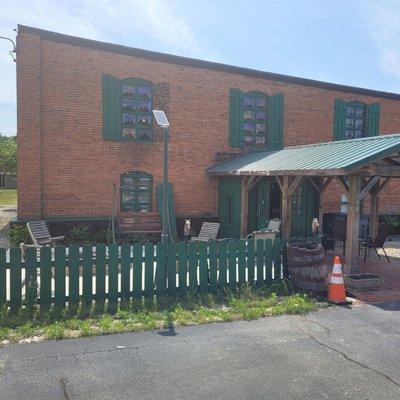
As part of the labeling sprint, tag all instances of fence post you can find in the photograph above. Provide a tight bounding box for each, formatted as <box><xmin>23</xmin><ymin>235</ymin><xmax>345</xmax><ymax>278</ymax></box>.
<box><xmin>0</xmin><ymin>248</ymin><xmax>6</xmax><ymax>306</ymax></box>
<box><xmin>208</xmin><ymin>241</ymin><xmax>218</xmax><ymax>293</ymax></box>
<box><xmin>25</xmin><ymin>247</ymin><xmax>37</xmax><ymax>308</ymax></box>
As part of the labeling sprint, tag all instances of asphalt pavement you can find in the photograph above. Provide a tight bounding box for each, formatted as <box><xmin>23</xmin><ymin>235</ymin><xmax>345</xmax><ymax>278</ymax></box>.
<box><xmin>1</xmin><ymin>301</ymin><xmax>400</xmax><ymax>399</ymax></box>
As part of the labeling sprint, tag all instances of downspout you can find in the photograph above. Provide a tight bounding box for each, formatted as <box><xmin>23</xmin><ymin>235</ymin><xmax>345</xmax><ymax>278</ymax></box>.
<box><xmin>39</xmin><ymin>36</ymin><xmax>44</xmax><ymax>219</ymax></box>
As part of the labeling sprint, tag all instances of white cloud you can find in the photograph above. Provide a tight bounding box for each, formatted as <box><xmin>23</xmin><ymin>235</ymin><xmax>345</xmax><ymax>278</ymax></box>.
<box><xmin>362</xmin><ymin>1</ymin><xmax>400</xmax><ymax>89</ymax></box>
<box><xmin>0</xmin><ymin>0</ymin><xmax>220</xmax><ymax>134</ymax></box>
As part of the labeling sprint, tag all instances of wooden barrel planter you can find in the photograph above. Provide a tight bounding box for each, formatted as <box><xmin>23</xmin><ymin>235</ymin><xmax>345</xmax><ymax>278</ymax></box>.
<box><xmin>287</xmin><ymin>240</ymin><xmax>329</xmax><ymax>293</ymax></box>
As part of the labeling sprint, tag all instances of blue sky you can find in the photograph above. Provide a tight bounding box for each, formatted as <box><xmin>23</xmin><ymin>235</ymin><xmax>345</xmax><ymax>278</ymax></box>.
<box><xmin>0</xmin><ymin>0</ymin><xmax>399</xmax><ymax>136</ymax></box>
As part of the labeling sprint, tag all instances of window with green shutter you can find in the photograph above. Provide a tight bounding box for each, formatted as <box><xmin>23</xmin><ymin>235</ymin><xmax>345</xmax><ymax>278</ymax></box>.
<box><xmin>120</xmin><ymin>171</ymin><xmax>153</xmax><ymax>212</ymax></box>
<box><xmin>102</xmin><ymin>74</ymin><xmax>153</xmax><ymax>142</ymax></box>
<box><xmin>333</xmin><ymin>99</ymin><xmax>380</xmax><ymax>140</ymax></box>
<box><xmin>229</xmin><ymin>89</ymin><xmax>284</xmax><ymax>150</ymax></box>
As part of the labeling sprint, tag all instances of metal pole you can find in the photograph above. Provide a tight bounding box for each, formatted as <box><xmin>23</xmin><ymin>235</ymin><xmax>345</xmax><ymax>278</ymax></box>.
<box><xmin>161</xmin><ymin>127</ymin><xmax>169</xmax><ymax>244</ymax></box>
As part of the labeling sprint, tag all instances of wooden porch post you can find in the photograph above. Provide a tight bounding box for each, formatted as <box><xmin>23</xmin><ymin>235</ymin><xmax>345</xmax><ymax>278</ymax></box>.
<box><xmin>370</xmin><ymin>188</ymin><xmax>379</xmax><ymax>240</ymax></box>
<box><xmin>281</xmin><ymin>176</ymin><xmax>291</xmax><ymax>240</ymax></box>
<box><xmin>345</xmin><ymin>175</ymin><xmax>361</xmax><ymax>273</ymax></box>
<box><xmin>240</xmin><ymin>177</ymin><xmax>250</xmax><ymax>238</ymax></box>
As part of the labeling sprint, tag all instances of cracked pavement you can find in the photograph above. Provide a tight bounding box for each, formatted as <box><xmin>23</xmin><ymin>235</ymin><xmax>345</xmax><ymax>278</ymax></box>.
<box><xmin>1</xmin><ymin>302</ymin><xmax>400</xmax><ymax>399</ymax></box>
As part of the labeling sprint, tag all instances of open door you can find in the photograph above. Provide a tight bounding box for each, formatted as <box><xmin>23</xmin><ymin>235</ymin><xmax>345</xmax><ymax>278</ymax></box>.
<box><xmin>218</xmin><ymin>178</ymin><xmax>242</xmax><ymax>238</ymax></box>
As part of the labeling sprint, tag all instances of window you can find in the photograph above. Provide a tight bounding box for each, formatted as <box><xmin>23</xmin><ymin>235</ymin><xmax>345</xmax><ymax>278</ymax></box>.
<box><xmin>333</xmin><ymin>99</ymin><xmax>380</xmax><ymax>141</ymax></box>
<box><xmin>121</xmin><ymin>172</ymin><xmax>152</xmax><ymax>212</ymax></box>
<box><xmin>345</xmin><ymin>102</ymin><xmax>366</xmax><ymax>139</ymax></box>
<box><xmin>102</xmin><ymin>74</ymin><xmax>153</xmax><ymax>142</ymax></box>
<box><xmin>242</xmin><ymin>93</ymin><xmax>268</xmax><ymax>148</ymax></box>
<box><xmin>229</xmin><ymin>89</ymin><xmax>284</xmax><ymax>150</ymax></box>
<box><xmin>291</xmin><ymin>187</ymin><xmax>303</xmax><ymax>216</ymax></box>
<box><xmin>121</xmin><ymin>79</ymin><xmax>153</xmax><ymax>142</ymax></box>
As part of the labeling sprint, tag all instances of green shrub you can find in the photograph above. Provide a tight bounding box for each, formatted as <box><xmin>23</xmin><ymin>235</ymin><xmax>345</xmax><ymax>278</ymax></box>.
<box><xmin>9</xmin><ymin>225</ymin><xmax>31</xmax><ymax>247</ymax></box>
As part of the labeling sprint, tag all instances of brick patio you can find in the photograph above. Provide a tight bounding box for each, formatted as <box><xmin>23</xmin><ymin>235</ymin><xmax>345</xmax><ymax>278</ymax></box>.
<box><xmin>324</xmin><ymin>251</ymin><xmax>400</xmax><ymax>303</ymax></box>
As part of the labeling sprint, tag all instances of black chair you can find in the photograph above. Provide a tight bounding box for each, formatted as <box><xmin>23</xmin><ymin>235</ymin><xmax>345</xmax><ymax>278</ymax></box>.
<box><xmin>323</xmin><ymin>219</ymin><xmax>346</xmax><ymax>254</ymax></box>
<box><xmin>358</xmin><ymin>225</ymin><xmax>390</xmax><ymax>263</ymax></box>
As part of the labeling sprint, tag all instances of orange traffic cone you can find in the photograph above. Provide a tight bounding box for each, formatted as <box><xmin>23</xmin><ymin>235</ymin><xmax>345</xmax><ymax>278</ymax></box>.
<box><xmin>328</xmin><ymin>256</ymin><xmax>348</xmax><ymax>304</ymax></box>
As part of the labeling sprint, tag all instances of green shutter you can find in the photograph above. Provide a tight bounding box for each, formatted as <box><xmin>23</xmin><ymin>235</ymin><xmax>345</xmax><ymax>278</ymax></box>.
<box><xmin>229</xmin><ymin>88</ymin><xmax>242</xmax><ymax>147</ymax></box>
<box><xmin>367</xmin><ymin>103</ymin><xmax>380</xmax><ymax>137</ymax></box>
<box><xmin>102</xmin><ymin>74</ymin><xmax>122</xmax><ymax>140</ymax></box>
<box><xmin>268</xmin><ymin>93</ymin><xmax>284</xmax><ymax>150</ymax></box>
<box><xmin>333</xmin><ymin>99</ymin><xmax>347</xmax><ymax>141</ymax></box>
<box><xmin>156</xmin><ymin>182</ymin><xmax>179</xmax><ymax>242</ymax></box>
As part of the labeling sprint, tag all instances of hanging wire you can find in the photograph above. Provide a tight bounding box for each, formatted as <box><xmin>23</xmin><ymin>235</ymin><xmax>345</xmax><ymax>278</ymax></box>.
<box><xmin>0</xmin><ymin>36</ymin><xmax>16</xmax><ymax>62</ymax></box>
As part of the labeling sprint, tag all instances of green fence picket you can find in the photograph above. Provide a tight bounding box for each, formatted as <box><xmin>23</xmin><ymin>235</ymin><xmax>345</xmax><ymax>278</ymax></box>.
<box><xmin>108</xmin><ymin>244</ymin><xmax>119</xmax><ymax>309</ymax></box>
<box><xmin>40</xmin><ymin>246</ymin><xmax>51</xmax><ymax>308</ymax></box>
<box><xmin>274</xmin><ymin>238</ymin><xmax>282</xmax><ymax>280</ymax></box>
<box><xmin>228</xmin><ymin>241</ymin><xmax>237</xmax><ymax>289</ymax></box>
<box><xmin>208</xmin><ymin>241</ymin><xmax>218</xmax><ymax>293</ymax></box>
<box><xmin>144</xmin><ymin>243</ymin><xmax>154</xmax><ymax>298</ymax></box>
<box><xmin>247</xmin><ymin>239</ymin><xmax>255</xmax><ymax>285</ymax></box>
<box><xmin>265</xmin><ymin>239</ymin><xmax>273</xmax><ymax>284</ymax></box>
<box><xmin>25</xmin><ymin>247</ymin><xmax>37</xmax><ymax>307</ymax></box>
<box><xmin>177</xmin><ymin>242</ymin><xmax>187</xmax><ymax>294</ymax></box>
<box><xmin>188</xmin><ymin>242</ymin><xmax>198</xmax><ymax>292</ymax></box>
<box><xmin>55</xmin><ymin>246</ymin><xmax>66</xmax><ymax>307</ymax></box>
<box><xmin>238</xmin><ymin>240</ymin><xmax>246</xmax><ymax>285</ymax></box>
<box><xmin>256</xmin><ymin>239</ymin><xmax>265</xmax><ymax>285</ymax></box>
<box><xmin>133</xmin><ymin>243</ymin><xmax>142</xmax><ymax>299</ymax></box>
<box><xmin>82</xmin><ymin>244</ymin><xmax>93</xmax><ymax>306</ymax></box>
<box><xmin>218</xmin><ymin>240</ymin><xmax>228</xmax><ymax>288</ymax></box>
<box><xmin>156</xmin><ymin>243</ymin><xmax>166</xmax><ymax>296</ymax></box>
<box><xmin>0</xmin><ymin>248</ymin><xmax>5</xmax><ymax>306</ymax></box>
<box><xmin>121</xmin><ymin>244</ymin><xmax>131</xmax><ymax>300</ymax></box>
<box><xmin>10</xmin><ymin>247</ymin><xmax>22</xmax><ymax>311</ymax></box>
<box><xmin>95</xmin><ymin>244</ymin><xmax>106</xmax><ymax>303</ymax></box>
<box><xmin>167</xmin><ymin>243</ymin><xmax>176</xmax><ymax>295</ymax></box>
<box><xmin>198</xmin><ymin>242</ymin><xmax>208</xmax><ymax>293</ymax></box>
<box><xmin>68</xmin><ymin>245</ymin><xmax>80</xmax><ymax>306</ymax></box>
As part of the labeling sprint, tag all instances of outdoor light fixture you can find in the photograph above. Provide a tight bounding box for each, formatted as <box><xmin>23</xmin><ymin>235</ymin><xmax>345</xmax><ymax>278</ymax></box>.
<box><xmin>152</xmin><ymin>110</ymin><xmax>170</xmax><ymax>128</ymax></box>
<box><xmin>153</xmin><ymin>109</ymin><xmax>171</xmax><ymax>244</ymax></box>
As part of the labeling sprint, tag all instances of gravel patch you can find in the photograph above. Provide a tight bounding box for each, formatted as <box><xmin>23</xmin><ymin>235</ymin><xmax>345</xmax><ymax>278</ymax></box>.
<box><xmin>0</xmin><ymin>205</ymin><xmax>16</xmax><ymax>248</ymax></box>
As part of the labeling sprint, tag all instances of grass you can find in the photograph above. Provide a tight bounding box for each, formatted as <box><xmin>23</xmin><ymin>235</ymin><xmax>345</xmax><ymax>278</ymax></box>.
<box><xmin>0</xmin><ymin>284</ymin><xmax>326</xmax><ymax>346</ymax></box>
<box><xmin>0</xmin><ymin>189</ymin><xmax>17</xmax><ymax>206</ymax></box>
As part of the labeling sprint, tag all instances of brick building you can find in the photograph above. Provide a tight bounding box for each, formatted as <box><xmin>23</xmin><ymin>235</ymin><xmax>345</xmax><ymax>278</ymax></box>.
<box><xmin>16</xmin><ymin>25</ymin><xmax>400</xmax><ymax>238</ymax></box>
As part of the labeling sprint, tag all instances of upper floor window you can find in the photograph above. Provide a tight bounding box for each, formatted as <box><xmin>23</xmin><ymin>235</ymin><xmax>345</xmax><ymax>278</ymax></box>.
<box><xmin>345</xmin><ymin>102</ymin><xmax>366</xmax><ymax>139</ymax></box>
<box><xmin>102</xmin><ymin>74</ymin><xmax>153</xmax><ymax>142</ymax></box>
<box><xmin>229</xmin><ymin>89</ymin><xmax>284</xmax><ymax>150</ymax></box>
<box><xmin>333</xmin><ymin>99</ymin><xmax>380</xmax><ymax>141</ymax></box>
<box><xmin>121</xmin><ymin>171</ymin><xmax>152</xmax><ymax>212</ymax></box>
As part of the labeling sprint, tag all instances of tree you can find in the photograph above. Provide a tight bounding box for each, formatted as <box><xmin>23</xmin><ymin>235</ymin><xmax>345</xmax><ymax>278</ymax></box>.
<box><xmin>0</xmin><ymin>135</ymin><xmax>17</xmax><ymax>174</ymax></box>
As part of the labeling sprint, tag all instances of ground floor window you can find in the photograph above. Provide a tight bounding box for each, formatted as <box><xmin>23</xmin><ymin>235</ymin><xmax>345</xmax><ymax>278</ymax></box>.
<box><xmin>120</xmin><ymin>171</ymin><xmax>152</xmax><ymax>212</ymax></box>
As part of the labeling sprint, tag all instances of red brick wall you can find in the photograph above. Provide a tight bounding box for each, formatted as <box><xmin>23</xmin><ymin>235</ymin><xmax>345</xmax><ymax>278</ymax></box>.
<box><xmin>16</xmin><ymin>30</ymin><xmax>400</xmax><ymax>220</ymax></box>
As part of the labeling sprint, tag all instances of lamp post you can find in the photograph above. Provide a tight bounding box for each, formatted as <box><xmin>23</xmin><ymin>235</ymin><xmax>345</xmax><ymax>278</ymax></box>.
<box><xmin>152</xmin><ymin>110</ymin><xmax>170</xmax><ymax>244</ymax></box>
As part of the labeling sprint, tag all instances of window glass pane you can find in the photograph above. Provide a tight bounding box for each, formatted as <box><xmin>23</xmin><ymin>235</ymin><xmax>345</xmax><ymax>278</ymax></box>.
<box><xmin>244</xmin><ymin>135</ymin><xmax>255</xmax><ymax>146</ymax></box>
<box><xmin>122</xmin><ymin>85</ymin><xmax>135</xmax><ymax>97</ymax></box>
<box><xmin>256</xmin><ymin>97</ymin><xmax>267</xmax><ymax>108</ymax></box>
<box><xmin>136</xmin><ymin>129</ymin><xmax>151</xmax><ymax>141</ymax></box>
<box><xmin>123</xmin><ymin>113</ymin><xmax>135</xmax><ymax>126</ymax></box>
<box><xmin>137</xmin><ymin>100</ymin><xmax>151</xmax><ymax>112</ymax></box>
<box><xmin>138</xmin><ymin>193</ymin><xmax>151</xmax><ymax>203</ymax></box>
<box><xmin>255</xmin><ymin>136</ymin><xmax>265</xmax><ymax>147</ymax></box>
<box><xmin>122</xmin><ymin>191</ymin><xmax>135</xmax><ymax>203</ymax></box>
<box><xmin>355</xmin><ymin>119</ymin><xmax>363</xmax><ymax>129</ymax></box>
<box><xmin>138</xmin><ymin>205</ymin><xmax>151</xmax><ymax>212</ymax></box>
<box><xmin>122</xmin><ymin>99</ymin><xmax>135</xmax><ymax>111</ymax></box>
<box><xmin>346</xmin><ymin>118</ymin><xmax>354</xmax><ymax>128</ymax></box>
<box><xmin>243</xmin><ymin>110</ymin><xmax>254</xmax><ymax>121</ymax></box>
<box><xmin>355</xmin><ymin>107</ymin><xmax>364</xmax><ymax>117</ymax></box>
<box><xmin>243</xmin><ymin>96</ymin><xmax>255</xmax><ymax>108</ymax></box>
<box><xmin>256</xmin><ymin>124</ymin><xmax>266</xmax><ymax>134</ymax></box>
<box><xmin>354</xmin><ymin>130</ymin><xmax>363</xmax><ymax>138</ymax></box>
<box><xmin>122</xmin><ymin>128</ymin><xmax>135</xmax><ymax>139</ymax></box>
<box><xmin>346</xmin><ymin>106</ymin><xmax>355</xmax><ymax>116</ymax></box>
<box><xmin>137</xmin><ymin>86</ymin><xmax>151</xmax><ymax>98</ymax></box>
<box><xmin>255</xmin><ymin>111</ymin><xmax>266</xmax><ymax>121</ymax></box>
<box><xmin>243</xmin><ymin>123</ymin><xmax>254</xmax><ymax>134</ymax></box>
<box><xmin>345</xmin><ymin>130</ymin><xmax>354</xmax><ymax>139</ymax></box>
<box><xmin>138</xmin><ymin>115</ymin><xmax>151</xmax><ymax>127</ymax></box>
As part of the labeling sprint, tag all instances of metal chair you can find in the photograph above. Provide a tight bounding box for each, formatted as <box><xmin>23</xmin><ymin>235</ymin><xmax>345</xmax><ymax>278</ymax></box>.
<box><xmin>358</xmin><ymin>225</ymin><xmax>390</xmax><ymax>263</ymax></box>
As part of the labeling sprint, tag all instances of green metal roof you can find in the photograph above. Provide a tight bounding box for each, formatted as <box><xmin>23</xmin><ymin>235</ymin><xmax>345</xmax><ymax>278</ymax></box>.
<box><xmin>206</xmin><ymin>134</ymin><xmax>400</xmax><ymax>176</ymax></box>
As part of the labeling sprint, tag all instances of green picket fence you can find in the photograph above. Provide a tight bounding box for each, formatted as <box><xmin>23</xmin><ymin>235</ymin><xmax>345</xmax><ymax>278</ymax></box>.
<box><xmin>0</xmin><ymin>238</ymin><xmax>282</xmax><ymax>311</ymax></box>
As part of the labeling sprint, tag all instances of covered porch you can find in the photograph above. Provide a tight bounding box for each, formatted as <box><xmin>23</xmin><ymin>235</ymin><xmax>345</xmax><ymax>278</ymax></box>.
<box><xmin>207</xmin><ymin>134</ymin><xmax>400</xmax><ymax>274</ymax></box>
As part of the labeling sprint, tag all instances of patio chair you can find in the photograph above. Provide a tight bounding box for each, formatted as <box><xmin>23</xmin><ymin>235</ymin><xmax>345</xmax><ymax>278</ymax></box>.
<box><xmin>20</xmin><ymin>221</ymin><xmax>65</xmax><ymax>256</ymax></box>
<box><xmin>323</xmin><ymin>219</ymin><xmax>346</xmax><ymax>254</ymax></box>
<box><xmin>190</xmin><ymin>222</ymin><xmax>220</xmax><ymax>242</ymax></box>
<box><xmin>358</xmin><ymin>225</ymin><xmax>390</xmax><ymax>263</ymax></box>
<box><xmin>266</xmin><ymin>218</ymin><xmax>281</xmax><ymax>233</ymax></box>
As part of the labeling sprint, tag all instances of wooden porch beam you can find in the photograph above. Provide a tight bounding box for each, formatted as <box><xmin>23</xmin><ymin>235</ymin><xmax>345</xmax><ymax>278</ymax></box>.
<box><xmin>374</xmin><ymin>177</ymin><xmax>392</xmax><ymax>196</ymax></box>
<box><xmin>281</xmin><ymin>176</ymin><xmax>292</xmax><ymax>240</ymax></box>
<box><xmin>320</xmin><ymin>177</ymin><xmax>333</xmax><ymax>193</ymax></box>
<box><xmin>288</xmin><ymin>175</ymin><xmax>304</xmax><ymax>196</ymax></box>
<box><xmin>307</xmin><ymin>177</ymin><xmax>321</xmax><ymax>192</ymax></box>
<box><xmin>240</xmin><ymin>177</ymin><xmax>250</xmax><ymax>238</ymax></box>
<box><xmin>364</xmin><ymin>165</ymin><xmax>400</xmax><ymax>177</ymax></box>
<box><xmin>359</xmin><ymin>176</ymin><xmax>381</xmax><ymax>201</ymax></box>
<box><xmin>335</xmin><ymin>176</ymin><xmax>349</xmax><ymax>196</ymax></box>
<box><xmin>275</xmin><ymin>176</ymin><xmax>283</xmax><ymax>192</ymax></box>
